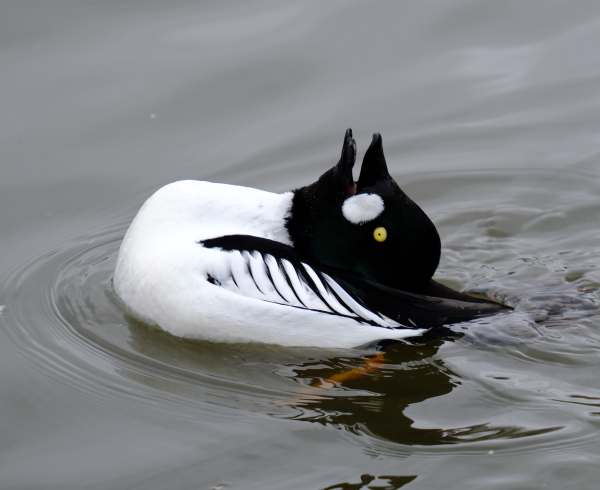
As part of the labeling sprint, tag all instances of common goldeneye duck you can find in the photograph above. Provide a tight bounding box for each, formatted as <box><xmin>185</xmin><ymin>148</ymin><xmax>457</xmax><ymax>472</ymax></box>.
<box><xmin>114</xmin><ymin>129</ymin><xmax>507</xmax><ymax>348</ymax></box>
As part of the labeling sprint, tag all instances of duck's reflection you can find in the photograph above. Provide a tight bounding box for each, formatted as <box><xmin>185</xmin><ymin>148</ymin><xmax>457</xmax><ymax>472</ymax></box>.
<box><xmin>123</xmin><ymin>319</ymin><xmax>557</xmax><ymax>447</ymax></box>
<box><xmin>284</xmin><ymin>330</ymin><xmax>559</xmax><ymax>447</ymax></box>
<box><xmin>123</xmin><ymin>315</ymin><xmax>461</xmax><ymax>445</ymax></box>
<box><xmin>323</xmin><ymin>473</ymin><xmax>417</xmax><ymax>490</ymax></box>
<box><xmin>285</xmin><ymin>332</ymin><xmax>462</xmax><ymax>446</ymax></box>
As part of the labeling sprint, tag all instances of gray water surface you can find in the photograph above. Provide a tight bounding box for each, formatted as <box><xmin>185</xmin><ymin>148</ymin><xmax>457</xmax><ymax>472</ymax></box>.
<box><xmin>1</xmin><ymin>2</ymin><xmax>600</xmax><ymax>489</ymax></box>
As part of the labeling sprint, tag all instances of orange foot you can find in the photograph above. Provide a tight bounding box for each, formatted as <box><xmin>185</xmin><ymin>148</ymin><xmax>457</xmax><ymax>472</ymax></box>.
<box><xmin>313</xmin><ymin>352</ymin><xmax>386</xmax><ymax>388</ymax></box>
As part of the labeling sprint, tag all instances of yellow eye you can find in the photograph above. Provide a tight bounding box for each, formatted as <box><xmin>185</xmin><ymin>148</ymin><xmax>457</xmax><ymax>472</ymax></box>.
<box><xmin>373</xmin><ymin>226</ymin><xmax>387</xmax><ymax>242</ymax></box>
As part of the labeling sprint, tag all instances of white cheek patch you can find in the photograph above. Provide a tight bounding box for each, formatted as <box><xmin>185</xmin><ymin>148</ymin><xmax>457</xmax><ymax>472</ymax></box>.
<box><xmin>341</xmin><ymin>193</ymin><xmax>385</xmax><ymax>225</ymax></box>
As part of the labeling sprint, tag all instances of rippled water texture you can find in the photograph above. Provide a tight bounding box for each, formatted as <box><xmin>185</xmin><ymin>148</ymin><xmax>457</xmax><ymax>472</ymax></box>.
<box><xmin>2</xmin><ymin>2</ymin><xmax>600</xmax><ymax>489</ymax></box>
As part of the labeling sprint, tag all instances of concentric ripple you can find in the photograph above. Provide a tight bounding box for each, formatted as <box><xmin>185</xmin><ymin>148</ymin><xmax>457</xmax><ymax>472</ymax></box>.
<box><xmin>0</xmin><ymin>221</ymin><xmax>316</xmax><ymax>422</ymax></box>
<box><xmin>1</xmin><ymin>170</ymin><xmax>599</xmax><ymax>455</ymax></box>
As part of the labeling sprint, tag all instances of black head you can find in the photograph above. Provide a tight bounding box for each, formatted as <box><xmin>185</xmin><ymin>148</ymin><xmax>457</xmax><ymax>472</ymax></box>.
<box><xmin>287</xmin><ymin>129</ymin><xmax>441</xmax><ymax>291</ymax></box>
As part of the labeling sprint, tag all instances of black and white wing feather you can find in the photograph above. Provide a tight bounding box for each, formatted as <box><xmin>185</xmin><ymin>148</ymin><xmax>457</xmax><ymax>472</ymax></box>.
<box><xmin>202</xmin><ymin>235</ymin><xmax>508</xmax><ymax>331</ymax></box>
<box><xmin>207</xmin><ymin>246</ymin><xmax>399</xmax><ymax>328</ymax></box>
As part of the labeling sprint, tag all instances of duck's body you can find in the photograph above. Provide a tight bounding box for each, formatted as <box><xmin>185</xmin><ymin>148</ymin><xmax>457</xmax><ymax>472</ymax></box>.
<box><xmin>114</xmin><ymin>180</ymin><xmax>425</xmax><ymax>347</ymax></box>
<box><xmin>114</xmin><ymin>130</ymin><xmax>507</xmax><ymax>348</ymax></box>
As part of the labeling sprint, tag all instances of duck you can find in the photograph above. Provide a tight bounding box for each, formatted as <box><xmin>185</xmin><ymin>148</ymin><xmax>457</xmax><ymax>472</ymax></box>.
<box><xmin>113</xmin><ymin>129</ymin><xmax>507</xmax><ymax>348</ymax></box>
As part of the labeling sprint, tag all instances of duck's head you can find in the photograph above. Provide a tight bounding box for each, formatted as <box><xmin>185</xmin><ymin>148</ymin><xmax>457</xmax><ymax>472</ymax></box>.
<box><xmin>287</xmin><ymin>129</ymin><xmax>441</xmax><ymax>291</ymax></box>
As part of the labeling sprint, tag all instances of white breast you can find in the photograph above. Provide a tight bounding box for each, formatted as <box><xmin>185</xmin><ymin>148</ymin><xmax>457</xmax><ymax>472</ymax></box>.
<box><xmin>114</xmin><ymin>180</ymin><xmax>422</xmax><ymax>348</ymax></box>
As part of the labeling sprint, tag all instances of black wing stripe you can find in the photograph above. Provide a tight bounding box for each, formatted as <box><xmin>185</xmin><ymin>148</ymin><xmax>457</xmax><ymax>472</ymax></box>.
<box><xmin>314</xmin><ymin>267</ymin><xmax>358</xmax><ymax>317</ymax></box>
<box><xmin>280</xmin><ymin>258</ymin><xmax>329</xmax><ymax>311</ymax></box>
<box><xmin>301</xmin><ymin>263</ymin><xmax>355</xmax><ymax>317</ymax></box>
<box><xmin>320</xmin><ymin>273</ymin><xmax>356</xmax><ymax>316</ymax></box>
<box><xmin>276</xmin><ymin>258</ymin><xmax>307</xmax><ymax>307</ymax></box>
<box><xmin>322</xmin><ymin>273</ymin><xmax>396</xmax><ymax>328</ymax></box>
<box><xmin>260</xmin><ymin>253</ymin><xmax>288</xmax><ymax>303</ymax></box>
<box><xmin>230</xmin><ymin>267</ymin><xmax>239</xmax><ymax>289</ymax></box>
<box><xmin>242</xmin><ymin>251</ymin><xmax>265</xmax><ymax>295</ymax></box>
<box><xmin>260</xmin><ymin>297</ymin><xmax>371</xmax><ymax>321</ymax></box>
<box><xmin>264</xmin><ymin>254</ymin><xmax>301</xmax><ymax>305</ymax></box>
<box><xmin>229</xmin><ymin>251</ymin><xmax>262</xmax><ymax>298</ymax></box>
<box><xmin>279</xmin><ymin>258</ymin><xmax>309</xmax><ymax>308</ymax></box>
<box><xmin>296</xmin><ymin>263</ymin><xmax>336</xmax><ymax>316</ymax></box>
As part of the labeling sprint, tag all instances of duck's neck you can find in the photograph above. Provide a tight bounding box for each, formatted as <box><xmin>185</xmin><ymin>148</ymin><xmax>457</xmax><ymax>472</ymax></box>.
<box><xmin>285</xmin><ymin>186</ymin><xmax>317</xmax><ymax>258</ymax></box>
<box><xmin>285</xmin><ymin>184</ymin><xmax>350</xmax><ymax>267</ymax></box>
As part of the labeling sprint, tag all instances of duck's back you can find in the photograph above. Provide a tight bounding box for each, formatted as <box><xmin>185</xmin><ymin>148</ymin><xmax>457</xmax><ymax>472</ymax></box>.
<box><xmin>121</xmin><ymin>180</ymin><xmax>293</xmax><ymax>245</ymax></box>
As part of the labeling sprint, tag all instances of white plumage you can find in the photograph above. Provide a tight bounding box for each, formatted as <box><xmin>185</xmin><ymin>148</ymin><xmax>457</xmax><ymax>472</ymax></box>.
<box><xmin>114</xmin><ymin>180</ymin><xmax>423</xmax><ymax>347</ymax></box>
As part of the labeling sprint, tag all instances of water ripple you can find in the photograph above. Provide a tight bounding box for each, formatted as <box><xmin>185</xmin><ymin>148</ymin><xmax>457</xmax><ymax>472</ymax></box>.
<box><xmin>1</xmin><ymin>170</ymin><xmax>599</xmax><ymax>458</ymax></box>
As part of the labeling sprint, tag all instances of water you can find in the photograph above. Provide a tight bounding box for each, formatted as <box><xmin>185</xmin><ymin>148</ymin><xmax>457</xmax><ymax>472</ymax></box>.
<box><xmin>1</xmin><ymin>1</ymin><xmax>600</xmax><ymax>489</ymax></box>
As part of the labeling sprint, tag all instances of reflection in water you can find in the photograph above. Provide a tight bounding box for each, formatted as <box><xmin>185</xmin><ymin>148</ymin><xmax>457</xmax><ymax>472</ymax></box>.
<box><xmin>120</xmin><ymin>310</ymin><xmax>557</xmax><ymax>449</ymax></box>
<box><xmin>284</xmin><ymin>334</ymin><xmax>556</xmax><ymax>447</ymax></box>
<box><xmin>323</xmin><ymin>473</ymin><xmax>417</xmax><ymax>490</ymax></box>
<box><xmin>288</xmin><ymin>336</ymin><xmax>457</xmax><ymax>445</ymax></box>
<box><xmin>123</xmin><ymin>317</ymin><xmax>462</xmax><ymax>443</ymax></box>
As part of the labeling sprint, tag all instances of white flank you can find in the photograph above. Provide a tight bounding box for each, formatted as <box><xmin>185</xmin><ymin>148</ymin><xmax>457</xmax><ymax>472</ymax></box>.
<box><xmin>341</xmin><ymin>193</ymin><xmax>385</xmax><ymax>224</ymax></box>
